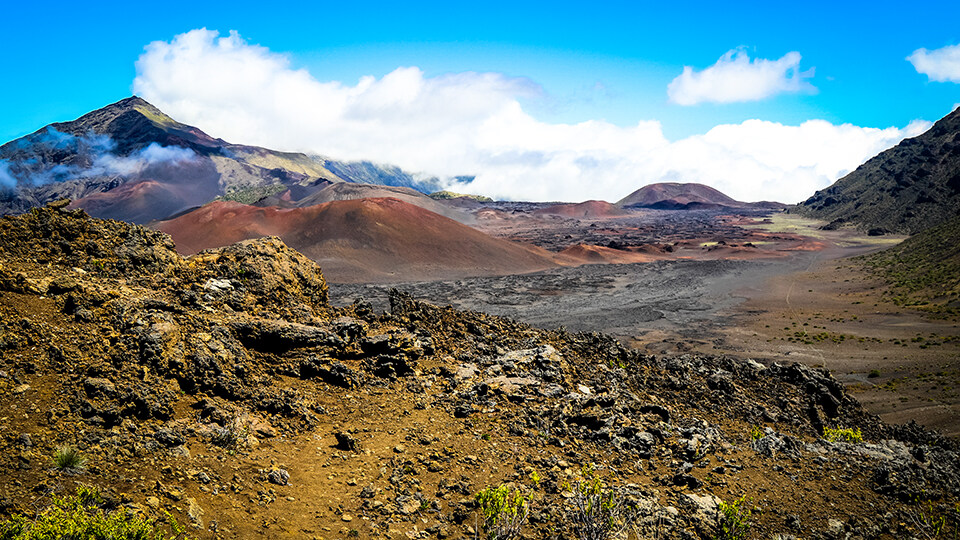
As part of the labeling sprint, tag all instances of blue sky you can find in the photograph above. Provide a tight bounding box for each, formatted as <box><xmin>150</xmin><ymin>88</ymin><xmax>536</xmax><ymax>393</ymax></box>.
<box><xmin>2</xmin><ymin>1</ymin><xmax>958</xmax><ymax>202</ymax></box>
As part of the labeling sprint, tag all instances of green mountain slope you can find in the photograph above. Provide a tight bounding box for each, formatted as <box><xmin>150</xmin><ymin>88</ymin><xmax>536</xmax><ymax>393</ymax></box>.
<box><xmin>861</xmin><ymin>214</ymin><xmax>960</xmax><ymax>315</ymax></box>
<box><xmin>796</xmin><ymin>107</ymin><xmax>960</xmax><ymax>234</ymax></box>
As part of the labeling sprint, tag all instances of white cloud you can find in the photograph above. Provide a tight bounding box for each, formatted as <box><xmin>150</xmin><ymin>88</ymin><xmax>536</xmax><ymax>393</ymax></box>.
<box><xmin>91</xmin><ymin>142</ymin><xmax>197</xmax><ymax>176</ymax></box>
<box><xmin>908</xmin><ymin>44</ymin><xmax>960</xmax><ymax>83</ymax></box>
<box><xmin>134</xmin><ymin>29</ymin><xmax>927</xmax><ymax>204</ymax></box>
<box><xmin>0</xmin><ymin>160</ymin><xmax>15</xmax><ymax>189</ymax></box>
<box><xmin>667</xmin><ymin>49</ymin><xmax>815</xmax><ymax>105</ymax></box>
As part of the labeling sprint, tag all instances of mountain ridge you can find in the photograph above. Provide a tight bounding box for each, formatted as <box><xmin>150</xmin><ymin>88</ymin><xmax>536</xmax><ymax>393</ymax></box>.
<box><xmin>796</xmin><ymin>107</ymin><xmax>960</xmax><ymax>234</ymax></box>
<box><xmin>0</xmin><ymin>97</ymin><xmax>446</xmax><ymax>222</ymax></box>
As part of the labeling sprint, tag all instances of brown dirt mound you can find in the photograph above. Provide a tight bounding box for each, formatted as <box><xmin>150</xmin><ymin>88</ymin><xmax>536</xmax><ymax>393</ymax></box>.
<box><xmin>155</xmin><ymin>198</ymin><xmax>558</xmax><ymax>283</ymax></box>
<box><xmin>617</xmin><ymin>182</ymin><xmax>742</xmax><ymax>209</ymax></box>
<box><xmin>558</xmin><ymin>244</ymin><xmax>667</xmax><ymax>264</ymax></box>
<box><xmin>260</xmin><ymin>182</ymin><xmax>472</xmax><ymax>223</ymax></box>
<box><xmin>533</xmin><ymin>200</ymin><xmax>629</xmax><ymax>218</ymax></box>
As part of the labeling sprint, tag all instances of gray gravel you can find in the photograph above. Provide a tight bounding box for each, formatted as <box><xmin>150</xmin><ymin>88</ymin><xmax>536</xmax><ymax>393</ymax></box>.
<box><xmin>329</xmin><ymin>255</ymin><xmax>816</xmax><ymax>340</ymax></box>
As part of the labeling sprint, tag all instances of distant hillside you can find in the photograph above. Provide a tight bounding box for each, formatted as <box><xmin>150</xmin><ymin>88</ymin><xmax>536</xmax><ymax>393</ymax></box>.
<box><xmin>533</xmin><ymin>200</ymin><xmax>629</xmax><ymax>218</ymax></box>
<box><xmin>154</xmin><ymin>197</ymin><xmax>557</xmax><ymax>283</ymax></box>
<box><xmin>862</xmin><ymin>214</ymin><xmax>960</xmax><ymax>315</ymax></box>
<box><xmin>254</xmin><ymin>181</ymin><xmax>472</xmax><ymax>223</ymax></box>
<box><xmin>428</xmin><ymin>190</ymin><xmax>492</xmax><ymax>203</ymax></box>
<box><xmin>796</xmin><ymin>107</ymin><xmax>960</xmax><ymax>234</ymax></box>
<box><xmin>616</xmin><ymin>182</ymin><xmax>778</xmax><ymax>210</ymax></box>
<box><xmin>0</xmin><ymin>97</ymin><xmax>444</xmax><ymax>222</ymax></box>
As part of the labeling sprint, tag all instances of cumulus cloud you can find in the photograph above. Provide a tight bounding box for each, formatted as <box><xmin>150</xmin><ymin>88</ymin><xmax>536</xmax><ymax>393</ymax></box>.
<box><xmin>909</xmin><ymin>44</ymin><xmax>960</xmax><ymax>83</ymax></box>
<box><xmin>667</xmin><ymin>49</ymin><xmax>815</xmax><ymax>106</ymax></box>
<box><xmin>133</xmin><ymin>29</ymin><xmax>925</xmax><ymax>204</ymax></box>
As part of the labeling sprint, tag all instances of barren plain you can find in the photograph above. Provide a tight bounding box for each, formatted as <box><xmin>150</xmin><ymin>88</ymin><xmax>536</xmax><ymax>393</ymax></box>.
<box><xmin>331</xmin><ymin>210</ymin><xmax>960</xmax><ymax>437</ymax></box>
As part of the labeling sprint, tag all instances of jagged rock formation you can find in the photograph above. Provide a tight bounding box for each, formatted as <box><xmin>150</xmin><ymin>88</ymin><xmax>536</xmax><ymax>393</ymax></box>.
<box><xmin>0</xmin><ymin>204</ymin><xmax>958</xmax><ymax>538</ymax></box>
<box><xmin>797</xmin><ymin>107</ymin><xmax>960</xmax><ymax>234</ymax></box>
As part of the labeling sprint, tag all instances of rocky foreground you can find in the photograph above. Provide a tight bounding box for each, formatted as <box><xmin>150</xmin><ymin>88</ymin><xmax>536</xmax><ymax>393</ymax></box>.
<box><xmin>0</xmin><ymin>203</ymin><xmax>958</xmax><ymax>539</ymax></box>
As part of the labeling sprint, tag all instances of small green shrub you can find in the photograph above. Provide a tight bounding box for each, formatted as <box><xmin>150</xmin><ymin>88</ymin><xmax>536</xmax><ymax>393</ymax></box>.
<box><xmin>906</xmin><ymin>497</ymin><xmax>960</xmax><ymax>539</ymax></box>
<box><xmin>823</xmin><ymin>426</ymin><xmax>863</xmax><ymax>443</ymax></box>
<box><xmin>475</xmin><ymin>485</ymin><xmax>528</xmax><ymax>540</ymax></box>
<box><xmin>750</xmin><ymin>425</ymin><xmax>763</xmax><ymax>441</ymax></box>
<box><xmin>715</xmin><ymin>496</ymin><xmax>752</xmax><ymax>540</ymax></box>
<box><xmin>0</xmin><ymin>486</ymin><xmax>189</xmax><ymax>539</ymax></box>
<box><xmin>528</xmin><ymin>470</ymin><xmax>541</xmax><ymax>489</ymax></box>
<box><xmin>567</xmin><ymin>468</ymin><xmax>635</xmax><ymax>540</ymax></box>
<box><xmin>51</xmin><ymin>445</ymin><xmax>88</xmax><ymax>472</ymax></box>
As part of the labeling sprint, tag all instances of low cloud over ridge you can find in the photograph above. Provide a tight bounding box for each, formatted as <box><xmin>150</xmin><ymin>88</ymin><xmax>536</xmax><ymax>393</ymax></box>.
<box><xmin>134</xmin><ymin>29</ymin><xmax>928</xmax><ymax>204</ymax></box>
<box><xmin>2</xmin><ymin>127</ymin><xmax>197</xmax><ymax>187</ymax></box>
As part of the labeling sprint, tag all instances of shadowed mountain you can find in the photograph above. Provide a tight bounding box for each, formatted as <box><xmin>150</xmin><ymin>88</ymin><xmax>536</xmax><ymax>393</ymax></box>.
<box><xmin>532</xmin><ymin>200</ymin><xmax>629</xmax><ymax>218</ymax></box>
<box><xmin>0</xmin><ymin>97</ymin><xmax>443</xmax><ymax>222</ymax></box>
<box><xmin>153</xmin><ymin>197</ymin><xmax>557</xmax><ymax>283</ymax></box>
<box><xmin>254</xmin><ymin>181</ymin><xmax>473</xmax><ymax>223</ymax></box>
<box><xmin>616</xmin><ymin>182</ymin><xmax>779</xmax><ymax>210</ymax></box>
<box><xmin>797</xmin><ymin>108</ymin><xmax>960</xmax><ymax>234</ymax></box>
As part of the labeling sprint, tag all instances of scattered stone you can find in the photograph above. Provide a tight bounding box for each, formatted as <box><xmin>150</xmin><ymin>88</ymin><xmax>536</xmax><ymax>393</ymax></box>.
<box><xmin>335</xmin><ymin>432</ymin><xmax>359</xmax><ymax>452</ymax></box>
<box><xmin>267</xmin><ymin>469</ymin><xmax>290</xmax><ymax>486</ymax></box>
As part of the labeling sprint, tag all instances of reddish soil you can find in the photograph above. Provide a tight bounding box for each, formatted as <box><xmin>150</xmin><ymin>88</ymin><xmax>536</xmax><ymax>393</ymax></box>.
<box><xmin>67</xmin><ymin>159</ymin><xmax>223</xmax><ymax>224</ymax></box>
<box><xmin>616</xmin><ymin>182</ymin><xmax>741</xmax><ymax>208</ymax></box>
<box><xmin>264</xmin><ymin>182</ymin><xmax>472</xmax><ymax>224</ymax></box>
<box><xmin>154</xmin><ymin>198</ymin><xmax>558</xmax><ymax>283</ymax></box>
<box><xmin>557</xmin><ymin>244</ymin><xmax>669</xmax><ymax>265</ymax></box>
<box><xmin>532</xmin><ymin>200</ymin><xmax>628</xmax><ymax>218</ymax></box>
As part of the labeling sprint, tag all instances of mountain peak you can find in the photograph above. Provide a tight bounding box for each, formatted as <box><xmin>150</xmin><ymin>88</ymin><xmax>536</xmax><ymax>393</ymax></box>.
<box><xmin>47</xmin><ymin>96</ymin><xmax>178</xmax><ymax>138</ymax></box>
<box><xmin>37</xmin><ymin>96</ymin><xmax>225</xmax><ymax>156</ymax></box>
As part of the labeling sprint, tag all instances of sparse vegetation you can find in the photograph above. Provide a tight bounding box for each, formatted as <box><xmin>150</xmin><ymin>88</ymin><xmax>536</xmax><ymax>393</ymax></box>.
<box><xmin>51</xmin><ymin>445</ymin><xmax>88</xmax><ymax>473</ymax></box>
<box><xmin>217</xmin><ymin>183</ymin><xmax>287</xmax><ymax>205</ymax></box>
<box><xmin>823</xmin><ymin>426</ymin><xmax>863</xmax><ymax>443</ymax></box>
<box><xmin>475</xmin><ymin>485</ymin><xmax>528</xmax><ymax>540</ymax></box>
<box><xmin>566</xmin><ymin>466</ymin><xmax>636</xmax><ymax>540</ymax></box>
<box><xmin>0</xmin><ymin>486</ymin><xmax>189</xmax><ymax>539</ymax></box>
<box><xmin>715</xmin><ymin>496</ymin><xmax>752</xmax><ymax>540</ymax></box>
<box><xmin>428</xmin><ymin>190</ymin><xmax>493</xmax><ymax>202</ymax></box>
<box><xmin>528</xmin><ymin>469</ymin><xmax>541</xmax><ymax>489</ymax></box>
<box><xmin>860</xmin><ymin>214</ymin><xmax>960</xmax><ymax>316</ymax></box>
<box><xmin>905</xmin><ymin>497</ymin><xmax>960</xmax><ymax>539</ymax></box>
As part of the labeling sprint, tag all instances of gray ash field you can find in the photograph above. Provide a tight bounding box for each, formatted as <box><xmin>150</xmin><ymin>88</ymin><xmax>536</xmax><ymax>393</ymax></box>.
<box><xmin>330</xmin><ymin>256</ymin><xmax>803</xmax><ymax>344</ymax></box>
